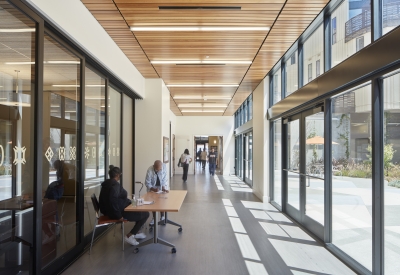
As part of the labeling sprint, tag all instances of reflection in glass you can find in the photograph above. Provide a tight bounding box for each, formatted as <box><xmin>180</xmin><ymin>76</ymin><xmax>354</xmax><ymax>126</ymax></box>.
<box><xmin>108</xmin><ymin>86</ymin><xmax>121</xmax><ymax>168</ymax></box>
<box><xmin>0</xmin><ymin>2</ymin><xmax>35</xmax><ymax>273</ymax></box>
<box><xmin>331</xmin><ymin>0</ymin><xmax>371</xmax><ymax>68</ymax></box>
<box><xmin>331</xmin><ymin>83</ymin><xmax>372</xmax><ymax>271</ymax></box>
<box><xmin>305</xmin><ymin>112</ymin><xmax>324</xmax><ymax>225</ymax></box>
<box><xmin>84</xmin><ymin>68</ymin><xmax>105</xmax><ymax>236</ymax></box>
<box><xmin>273</xmin><ymin>68</ymin><xmax>281</xmax><ymax>104</ymax></box>
<box><xmin>303</xmin><ymin>25</ymin><xmax>323</xmax><ymax>85</ymax></box>
<box><xmin>383</xmin><ymin>71</ymin><xmax>400</xmax><ymax>274</ymax></box>
<box><xmin>383</xmin><ymin>0</ymin><xmax>400</xmax><ymax>35</ymax></box>
<box><xmin>42</xmin><ymin>33</ymin><xmax>80</xmax><ymax>267</ymax></box>
<box><xmin>285</xmin><ymin>51</ymin><xmax>298</xmax><ymax>97</ymax></box>
<box><xmin>288</xmin><ymin>119</ymin><xmax>300</xmax><ymax>210</ymax></box>
<box><xmin>273</xmin><ymin>119</ymin><xmax>282</xmax><ymax>205</ymax></box>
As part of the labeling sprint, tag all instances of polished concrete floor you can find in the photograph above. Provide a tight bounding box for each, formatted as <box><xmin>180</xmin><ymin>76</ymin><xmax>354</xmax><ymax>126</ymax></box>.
<box><xmin>62</xmin><ymin>171</ymin><xmax>356</xmax><ymax>275</ymax></box>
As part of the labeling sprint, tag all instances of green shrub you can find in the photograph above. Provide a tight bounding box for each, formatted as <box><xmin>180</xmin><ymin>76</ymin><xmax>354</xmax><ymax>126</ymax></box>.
<box><xmin>388</xmin><ymin>179</ymin><xmax>400</xmax><ymax>188</ymax></box>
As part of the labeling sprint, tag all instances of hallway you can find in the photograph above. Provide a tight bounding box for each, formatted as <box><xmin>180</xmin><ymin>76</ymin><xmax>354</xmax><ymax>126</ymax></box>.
<box><xmin>62</xmin><ymin>174</ymin><xmax>355</xmax><ymax>275</ymax></box>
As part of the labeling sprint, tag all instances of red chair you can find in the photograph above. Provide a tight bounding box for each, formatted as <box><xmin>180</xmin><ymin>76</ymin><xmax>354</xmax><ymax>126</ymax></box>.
<box><xmin>89</xmin><ymin>194</ymin><xmax>126</xmax><ymax>254</ymax></box>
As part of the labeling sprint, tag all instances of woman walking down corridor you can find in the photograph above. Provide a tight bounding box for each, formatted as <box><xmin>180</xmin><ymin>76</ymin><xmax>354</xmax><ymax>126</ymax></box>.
<box><xmin>180</xmin><ymin>149</ymin><xmax>192</xmax><ymax>182</ymax></box>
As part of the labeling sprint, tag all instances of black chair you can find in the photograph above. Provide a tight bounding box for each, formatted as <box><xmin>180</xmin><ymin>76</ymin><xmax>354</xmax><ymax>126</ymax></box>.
<box><xmin>89</xmin><ymin>194</ymin><xmax>126</xmax><ymax>254</ymax></box>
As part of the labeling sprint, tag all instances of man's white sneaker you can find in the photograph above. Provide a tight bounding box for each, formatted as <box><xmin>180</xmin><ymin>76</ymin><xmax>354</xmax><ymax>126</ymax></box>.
<box><xmin>134</xmin><ymin>232</ymin><xmax>146</xmax><ymax>239</ymax></box>
<box><xmin>124</xmin><ymin>235</ymin><xmax>139</xmax><ymax>246</ymax></box>
<box><xmin>160</xmin><ymin>216</ymin><xmax>165</xmax><ymax>221</ymax></box>
<box><xmin>149</xmin><ymin>218</ymin><xmax>154</xmax><ymax>225</ymax></box>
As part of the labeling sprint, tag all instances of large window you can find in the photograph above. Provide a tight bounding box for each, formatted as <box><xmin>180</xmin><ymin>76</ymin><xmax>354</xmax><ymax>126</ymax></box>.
<box><xmin>285</xmin><ymin>51</ymin><xmax>298</xmax><ymax>96</ymax></box>
<box><xmin>272</xmin><ymin>68</ymin><xmax>281</xmax><ymax>104</ymax></box>
<box><xmin>0</xmin><ymin>3</ymin><xmax>35</xmax><ymax>273</ymax></box>
<box><xmin>383</xmin><ymin>70</ymin><xmax>400</xmax><ymax>274</ymax></box>
<box><xmin>303</xmin><ymin>25</ymin><xmax>324</xmax><ymax>86</ymax></box>
<box><xmin>42</xmin><ymin>33</ymin><xmax>80</xmax><ymax>266</ymax></box>
<box><xmin>84</xmin><ymin>67</ymin><xmax>106</xmax><ymax>236</ymax></box>
<box><xmin>108</xmin><ymin>86</ymin><xmax>121</xmax><ymax>168</ymax></box>
<box><xmin>331</xmin><ymin>0</ymin><xmax>372</xmax><ymax>68</ymax></box>
<box><xmin>383</xmin><ymin>0</ymin><xmax>400</xmax><ymax>35</ymax></box>
<box><xmin>273</xmin><ymin>119</ymin><xmax>282</xmax><ymax>205</ymax></box>
<box><xmin>331</xmin><ymin>83</ymin><xmax>372</xmax><ymax>271</ymax></box>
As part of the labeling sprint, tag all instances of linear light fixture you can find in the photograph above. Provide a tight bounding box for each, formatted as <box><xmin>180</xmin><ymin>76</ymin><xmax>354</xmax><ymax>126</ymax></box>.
<box><xmin>5</xmin><ymin>61</ymin><xmax>80</xmax><ymax>65</ymax></box>
<box><xmin>167</xmin><ymin>84</ymin><xmax>239</xmax><ymax>87</ymax></box>
<box><xmin>46</xmin><ymin>61</ymin><xmax>80</xmax><ymax>64</ymax></box>
<box><xmin>151</xmin><ymin>60</ymin><xmax>252</xmax><ymax>65</ymax></box>
<box><xmin>52</xmin><ymin>84</ymin><xmax>104</xmax><ymax>87</ymax></box>
<box><xmin>52</xmin><ymin>85</ymin><xmax>79</xmax><ymax>87</ymax></box>
<box><xmin>131</xmin><ymin>26</ymin><xmax>269</xmax><ymax>32</ymax></box>
<box><xmin>181</xmin><ymin>110</ymin><xmax>225</xmax><ymax>112</ymax></box>
<box><xmin>178</xmin><ymin>103</ymin><xmax>228</xmax><ymax>108</ymax></box>
<box><xmin>159</xmin><ymin>6</ymin><xmax>241</xmax><ymax>10</ymax></box>
<box><xmin>0</xmin><ymin>28</ymin><xmax>35</xmax><ymax>32</ymax></box>
<box><xmin>173</xmin><ymin>95</ymin><xmax>232</xmax><ymax>100</ymax></box>
<box><xmin>5</xmin><ymin>62</ymin><xmax>34</xmax><ymax>65</ymax></box>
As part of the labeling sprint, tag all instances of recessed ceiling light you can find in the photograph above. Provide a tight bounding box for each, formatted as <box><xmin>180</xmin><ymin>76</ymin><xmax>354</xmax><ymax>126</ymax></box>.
<box><xmin>167</xmin><ymin>84</ymin><xmax>238</xmax><ymax>87</ymax></box>
<box><xmin>0</xmin><ymin>28</ymin><xmax>35</xmax><ymax>32</ymax></box>
<box><xmin>178</xmin><ymin>103</ymin><xmax>228</xmax><ymax>108</ymax></box>
<box><xmin>46</xmin><ymin>61</ymin><xmax>80</xmax><ymax>64</ymax></box>
<box><xmin>151</xmin><ymin>60</ymin><xmax>251</xmax><ymax>65</ymax></box>
<box><xmin>173</xmin><ymin>95</ymin><xmax>232</xmax><ymax>100</ymax></box>
<box><xmin>181</xmin><ymin>110</ymin><xmax>225</xmax><ymax>113</ymax></box>
<box><xmin>5</xmin><ymin>62</ymin><xmax>34</xmax><ymax>65</ymax></box>
<box><xmin>131</xmin><ymin>26</ymin><xmax>269</xmax><ymax>32</ymax></box>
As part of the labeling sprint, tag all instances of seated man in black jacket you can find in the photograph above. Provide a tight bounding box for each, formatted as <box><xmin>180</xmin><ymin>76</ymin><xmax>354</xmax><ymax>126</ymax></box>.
<box><xmin>99</xmin><ymin>165</ymin><xmax>149</xmax><ymax>246</ymax></box>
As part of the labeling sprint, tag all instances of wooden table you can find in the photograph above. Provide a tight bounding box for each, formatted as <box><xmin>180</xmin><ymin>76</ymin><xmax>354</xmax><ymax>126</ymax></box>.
<box><xmin>124</xmin><ymin>190</ymin><xmax>187</xmax><ymax>253</ymax></box>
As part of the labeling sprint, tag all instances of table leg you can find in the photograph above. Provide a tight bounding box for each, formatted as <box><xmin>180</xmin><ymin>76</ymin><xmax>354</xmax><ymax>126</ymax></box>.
<box><xmin>136</xmin><ymin>211</ymin><xmax>176</xmax><ymax>250</ymax></box>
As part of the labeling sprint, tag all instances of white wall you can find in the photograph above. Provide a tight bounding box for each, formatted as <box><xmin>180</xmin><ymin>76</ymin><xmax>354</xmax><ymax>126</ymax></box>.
<box><xmin>175</xmin><ymin>116</ymin><xmax>235</xmax><ymax>175</ymax></box>
<box><xmin>169</xmin><ymin>110</ymin><xmax>177</xmax><ymax>177</ymax></box>
<box><xmin>135</xmin><ymin>79</ymin><xmax>163</xmax><ymax>183</ymax></box>
<box><xmin>27</xmin><ymin>0</ymin><xmax>145</xmax><ymax>98</ymax></box>
<box><xmin>252</xmin><ymin>78</ymin><xmax>270</xmax><ymax>202</ymax></box>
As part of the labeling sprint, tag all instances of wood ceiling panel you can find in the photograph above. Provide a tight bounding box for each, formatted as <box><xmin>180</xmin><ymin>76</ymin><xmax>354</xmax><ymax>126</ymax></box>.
<box><xmin>83</xmin><ymin>0</ymin><xmax>329</xmax><ymax>116</ymax></box>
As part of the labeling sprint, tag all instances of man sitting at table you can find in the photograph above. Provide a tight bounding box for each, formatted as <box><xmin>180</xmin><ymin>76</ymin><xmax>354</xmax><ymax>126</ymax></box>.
<box><xmin>145</xmin><ymin>160</ymin><xmax>169</xmax><ymax>225</ymax></box>
<box><xmin>99</xmin><ymin>165</ymin><xmax>149</xmax><ymax>246</ymax></box>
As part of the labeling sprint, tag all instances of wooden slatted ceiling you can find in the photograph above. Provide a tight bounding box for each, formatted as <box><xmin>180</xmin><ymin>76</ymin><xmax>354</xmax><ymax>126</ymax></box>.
<box><xmin>82</xmin><ymin>0</ymin><xmax>329</xmax><ymax>116</ymax></box>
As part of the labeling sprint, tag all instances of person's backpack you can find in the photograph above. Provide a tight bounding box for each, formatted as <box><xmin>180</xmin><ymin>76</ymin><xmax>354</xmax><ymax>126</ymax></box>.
<box><xmin>44</xmin><ymin>180</ymin><xmax>64</xmax><ymax>200</ymax></box>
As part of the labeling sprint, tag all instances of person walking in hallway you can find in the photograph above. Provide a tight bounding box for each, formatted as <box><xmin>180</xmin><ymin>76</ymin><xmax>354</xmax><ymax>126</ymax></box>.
<box><xmin>200</xmin><ymin>149</ymin><xmax>207</xmax><ymax>170</ymax></box>
<box><xmin>208</xmin><ymin>148</ymin><xmax>217</xmax><ymax>176</ymax></box>
<box><xmin>180</xmin><ymin>149</ymin><xmax>192</xmax><ymax>182</ymax></box>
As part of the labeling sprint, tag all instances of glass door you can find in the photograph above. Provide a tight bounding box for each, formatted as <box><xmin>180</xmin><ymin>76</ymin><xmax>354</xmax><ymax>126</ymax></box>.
<box><xmin>285</xmin><ymin>108</ymin><xmax>325</xmax><ymax>239</ymax></box>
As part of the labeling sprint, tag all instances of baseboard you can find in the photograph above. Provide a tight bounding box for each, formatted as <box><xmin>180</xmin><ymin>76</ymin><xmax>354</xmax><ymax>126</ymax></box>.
<box><xmin>252</xmin><ymin>189</ymin><xmax>264</xmax><ymax>201</ymax></box>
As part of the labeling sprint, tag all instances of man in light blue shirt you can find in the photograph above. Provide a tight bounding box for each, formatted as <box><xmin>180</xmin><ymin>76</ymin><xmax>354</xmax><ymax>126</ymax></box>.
<box><xmin>145</xmin><ymin>160</ymin><xmax>168</xmax><ymax>193</ymax></box>
<box><xmin>145</xmin><ymin>160</ymin><xmax>168</xmax><ymax>224</ymax></box>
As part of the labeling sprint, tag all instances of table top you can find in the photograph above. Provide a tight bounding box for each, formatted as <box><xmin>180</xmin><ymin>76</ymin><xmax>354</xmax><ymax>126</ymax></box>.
<box><xmin>124</xmin><ymin>190</ymin><xmax>187</xmax><ymax>212</ymax></box>
<box><xmin>0</xmin><ymin>197</ymin><xmax>34</xmax><ymax>211</ymax></box>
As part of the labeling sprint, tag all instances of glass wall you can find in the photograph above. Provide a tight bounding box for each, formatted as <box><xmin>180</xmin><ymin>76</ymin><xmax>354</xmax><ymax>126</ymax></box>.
<box><xmin>42</xmin><ymin>33</ymin><xmax>80</xmax><ymax>267</ymax></box>
<box><xmin>383</xmin><ymin>0</ymin><xmax>400</xmax><ymax>35</ymax></box>
<box><xmin>331</xmin><ymin>0</ymin><xmax>371</xmax><ymax>68</ymax></box>
<box><xmin>331</xmin><ymin>83</ymin><xmax>372</xmax><ymax>271</ymax></box>
<box><xmin>272</xmin><ymin>68</ymin><xmax>281</xmax><ymax>104</ymax></box>
<box><xmin>234</xmin><ymin>94</ymin><xmax>253</xmax><ymax>128</ymax></box>
<box><xmin>287</xmin><ymin>119</ymin><xmax>300</xmax><ymax>210</ymax></box>
<box><xmin>285</xmin><ymin>51</ymin><xmax>298</xmax><ymax>96</ymax></box>
<box><xmin>273</xmin><ymin>119</ymin><xmax>282</xmax><ymax>206</ymax></box>
<box><xmin>0</xmin><ymin>3</ymin><xmax>35</xmax><ymax>273</ymax></box>
<box><xmin>108</xmin><ymin>86</ymin><xmax>121</xmax><ymax>168</ymax></box>
<box><xmin>383</xmin><ymin>71</ymin><xmax>400</xmax><ymax>274</ymax></box>
<box><xmin>84</xmin><ymin>68</ymin><xmax>106</xmax><ymax>236</ymax></box>
<box><xmin>303</xmin><ymin>25</ymin><xmax>324</xmax><ymax>86</ymax></box>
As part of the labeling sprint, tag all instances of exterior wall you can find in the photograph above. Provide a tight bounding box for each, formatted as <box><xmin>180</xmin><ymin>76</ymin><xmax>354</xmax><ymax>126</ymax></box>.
<box><xmin>174</xmin><ymin>116</ymin><xmax>235</xmax><ymax>175</ymax></box>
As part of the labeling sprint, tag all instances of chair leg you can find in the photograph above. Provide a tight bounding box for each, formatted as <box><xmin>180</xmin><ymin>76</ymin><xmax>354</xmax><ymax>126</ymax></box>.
<box><xmin>90</xmin><ymin>222</ymin><xmax>97</xmax><ymax>255</ymax></box>
<box><xmin>122</xmin><ymin>222</ymin><xmax>124</xmax><ymax>251</ymax></box>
